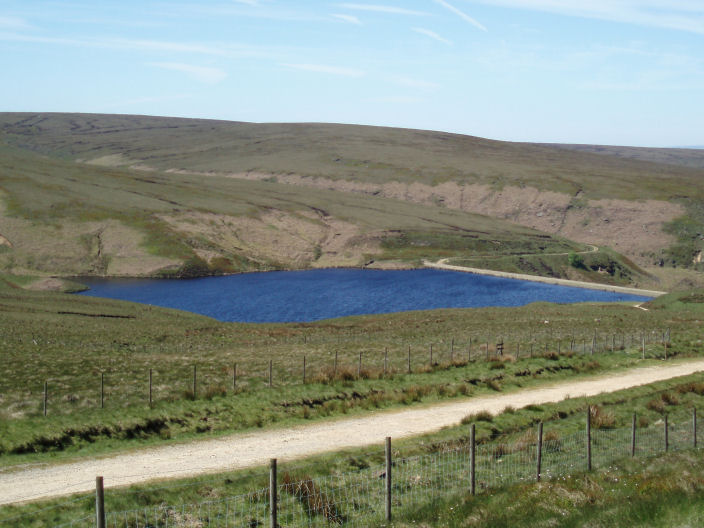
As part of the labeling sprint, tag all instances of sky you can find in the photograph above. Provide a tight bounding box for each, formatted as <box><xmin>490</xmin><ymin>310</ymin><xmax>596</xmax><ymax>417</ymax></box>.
<box><xmin>1</xmin><ymin>1</ymin><xmax>703</xmax><ymax>147</ymax></box>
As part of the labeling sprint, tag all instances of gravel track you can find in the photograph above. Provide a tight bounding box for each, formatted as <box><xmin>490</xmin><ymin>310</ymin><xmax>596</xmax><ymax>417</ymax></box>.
<box><xmin>2</xmin><ymin>359</ymin><xmax>703</xmax><ymax>506</ymax></box>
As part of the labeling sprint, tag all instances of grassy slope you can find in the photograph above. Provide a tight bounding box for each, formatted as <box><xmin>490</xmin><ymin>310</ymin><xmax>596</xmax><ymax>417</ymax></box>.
<box><xmin>0</xmin><ymin>283</ymin><xmax>700</xmax><ymax>465</ymax></box>
<box><xmin>1</xmin><ymin>113</ymin><xmax>702</xmax><ymax>200</ymax></box>
<box><xmin>0</xmin><ymin>140</ymin><xmax>577</xmax><ymax>277</ymax></box>
<box><xmin>3</xmin><ymin>112</ymin><xmax>702</xmax><ymax>280</ymax></box>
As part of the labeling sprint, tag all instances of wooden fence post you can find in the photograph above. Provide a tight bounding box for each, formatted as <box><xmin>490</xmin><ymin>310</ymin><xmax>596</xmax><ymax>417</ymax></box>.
<box><xmin>100</xmin><ymin>372</ymin><xmax>104</xmax><ymax>409</ymax></box>
<box><xmin>468</xmin><ymin>338</ymin><xmax>472</xmax><ymax>362</ymax></box>
<box><xmin>642</xmin><ymin>335</ymin><xmax>645</xmax><ymax>359</ymax></box>
<box><xmin>536</xmin><ymin>422</ymin><xmax>543</xmax><ymax>482</ymax></box>
<box><xmin>516</xmin><ymin>342</ymin><xmax>520</xmax><ymax>360</ymax></box>
<box><xmin>149</xmin><ymin>368</ymin><xmax>152</xmax><ymax>407</ymax></box>
<box><xmin>631</xmin><ymin>412</ymin><xmax>636</xmax><ymax>457</ymax></box>
<box><xmin>486</xmin><ymin>341</ymin><xmax>489</xmax><ymax>361</ymax></box>
<box><xmin>407</xmin><ymin>345</ymin><xmax>411</xmax><ymax>374</ymax></box>
<box><xmin>384</xmin><ymin>347</ymin><xmax>388</xmax><ymax>375</ymax></box>
<box><xmin>694</xmin><ymin>408</ymin><xmax>698</xmax><ymax>449</ymax></box>
<box><xmin>43</xmin><ymin>381</ymin><xmax>48</xmax><ymax>417</ymax></box>
<box><xmin>665</xmin><ymin>414</ymin><xmax>669</xmax><ymax>452</ymax></box>
<box><xmin>358</xmin><ymin>351</ymin><xmax>362</xmax><ymax>378</ymax></box>
<box><xmin>530</xmin><ymin>342</ymin><xmax>533</xmax><ymax>358</ymax></box>
<box><xmin>385</xmin><ymin>437</ymin><xmax>392</xmax><ymax>522</ymax></box>
<box><xmin>470</xmin><ymin>423</ymin><xmax>476</xmax><ymax>496</ymax></box>
<box><xmin>269</xmin><ymin>360</ymin><xmax>273</xmax><ymax>388</ymax></box>
<box><xmin>233</xmin><ymin>362</ymin><xmax>237</xmax><ymax>390</ymax></box>
<box><xmin>451</xmin><ymin>338</ymin><xmax>455</xmax><ymax>363</ymax></box>
<box><xmin>303</xmin><ymin>356</ymin><xmax>306</xmax><ymax>384</ymax></box>
<box><xmin>334</xmin><ymin>350</ymin><xmax>338</xmax><ymax>378</ymax></box>
<box><xmin>586</xmin><ymin>407</ymin><xmax>592</xmax><ymax>471</ymax></box>
<box><xmin>557</xmin><ymin>341</ymin><xmax>560</xmax><ymax>355</ymax></box>
<box><xmin>430</xmin><ymin>344</ymin><xmax>433</xmax><ymax>366</ymax></box>
<box><xmin>192</xmin><ymin>364</ymin><xmax>197</xmax><ymax>398</ymax></box>
<box><xmin>95</xmin><ymin>476</ymin><xmax>106</xmax><ymax>528</ymax></box>
<box><xmin>269</xmin><ymin>459</ymin><xmax>277</xmax><ymax>528</ymax></box>
<box><xmin>664</xmin><ymin>340</ymin><xmax>668</xmax><ymax>359</ymax></box>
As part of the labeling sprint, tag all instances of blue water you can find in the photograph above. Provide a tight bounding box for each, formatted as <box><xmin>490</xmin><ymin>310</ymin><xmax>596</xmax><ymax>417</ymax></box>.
<box><xmin>76</xmin><ymin>268</ymin><xmax>653</xmax><ymax>323</ymax></box>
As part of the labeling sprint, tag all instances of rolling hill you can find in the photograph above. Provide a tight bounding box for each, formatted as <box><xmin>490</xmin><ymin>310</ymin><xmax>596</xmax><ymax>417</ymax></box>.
<box><xmin>0</xmin><ymin>113</ymin><xmax>702</xmax><ymax>286</ymax></box>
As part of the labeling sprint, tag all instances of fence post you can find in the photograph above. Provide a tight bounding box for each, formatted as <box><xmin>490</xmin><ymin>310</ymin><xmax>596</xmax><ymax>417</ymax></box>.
<box><xmin>536</xmin><ymin>422</ymin><xmax>543</xmax><ymax>482</ymax></box>
<box><xmin>530</xmin><ymin>342</ymin><xmax>533</xmax><ymax>358</ymax></box>
<box><xmin>269</xmin><ymin>360</ymin><xmax>273</xmax><ymax>388</ymax></box>
<box><xmin>486</xmin><ymin>341</ymin><xmax>489</xmax><ymax>361</ymax></box>
<box><xmin>269</xmin><ymin>459</ymin><xmax>277</xmax><ymax>528</ymax></box>
<box><xmin>642</xmin><ymin>335</ymin><xmax>645</xmax><ymax>359</ymax></box>
<box><xmin>303</xmin><ymin>356</ymin><xmax>306</xmax><ymax>384</ymax></box>
<box><xmin>557</xmin><ymin>340</ymin><xmax>560</xmax><ymax>355</ymax></box>
<box><xmin>149</xmin><ymin>368</ymin><xmax>152</xmax><ymax>407</ymax></box>
<box><xmin>586</xmin><ymin>407</ymin><xmax>592</xmax><ymax>471</ymax></box>
<box><xmin>430</xmin><ymin>344</ymin><xmax>433</xmax><ymax>366</ymax></box>
<box><xmin>233</xmin><ymin>362</ymin><xmax>237</xmax><ymax>390</ymax></box>
<box><xmin>193</xmin><ymin>364</ymin><xmax>197</xmax><ymax>398</ymax></box>
<box><xmin>385</xmin><ymin>436</ymin><xmax>392</xmax><ymax>522</ymax></box>
<box><xmin>468</xmin><ymin>338</ymin><xmax>472</xmax><ymax>362</ymax></box>
<box><xmin>470</xmin><ymin>423</ymin><xmax>476</xmax><ymax>496</ymax></box>
<box><xmin>407</xmin><ymin>345</ymin><xmax>411</xmax><ymax>374</ymax></box>
<box><xmin>384</xmin><ymin>347</ymin><xmax>388</xmax><ymax>375</ymax></box>
<box><xmin>665</xmin><ymin>414</ymin><xmax>669</xmax><ymax>452</ymax></box>
<box><xmin>358</xmin><ymin>351</ymin><xmax>362</xmax><ymax>378</ymax></box>
<box><xmin>631</xmin><ymin>412</ymin><xmax>636</xmax><ymax>457</ymax></box>
<box><xmin>664</xmin><ymin>340</ymin><xmax>668</xmax><ymax>359</ymax></box>
<box><xmin>694</xmin><ymin>408</ymin><xmax>698</xmax><ymax>449</ymax></box>
<box><xmin>516</xmin><ymin>342</ymin><xmax>520</xmax><ymax>360</ymax></box>
<box><xmin>100</xmin><ymin>372</ymin><xmax>104</xmax><ymax>409</ymax></box>
<box><xmin>43</xmin><ymin>381</ymin><xmax>48</xmax><ymax>417</ymax></box>
<box><xmin>95</xmin><ymin>476</ymin><xmax>106</xmax><ymax>528</ymax></box>
<box><xmin>334</xmin><ymin>350</ymin><xmax>338</xmax><ymax>377</ymax></box>
<box><xmin>451</xmin><ymin>338</ymin><xmax>455</xmax><ymax>363</ymax></box>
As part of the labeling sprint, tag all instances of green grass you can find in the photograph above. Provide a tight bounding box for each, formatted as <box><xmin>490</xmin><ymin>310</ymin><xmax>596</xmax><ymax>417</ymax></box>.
<box><xmin>5</xmin><ymin>370</ymin><xmax>704</xmax><ymax>527</ymax></box>
<box><xmin>449</xmin><ymin>247</ymin><xmax>652</xmax><ymax>286</ymax></box>
<box><xmin>0</xmin><ymin>285</ymin><xmax>698</xmax><ymax>466</ymax></box>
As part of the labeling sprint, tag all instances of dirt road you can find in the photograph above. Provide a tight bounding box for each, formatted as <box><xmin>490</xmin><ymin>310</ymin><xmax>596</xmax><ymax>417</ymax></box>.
<box><xmin>424</xmin><ymin>258</ymin><xmax>667</xmax><ymax>297</ymax></box>
<box><xmin>2</xmin><ymin>359</ymin><xmax>703</xmax><ymax>506</ymax></box>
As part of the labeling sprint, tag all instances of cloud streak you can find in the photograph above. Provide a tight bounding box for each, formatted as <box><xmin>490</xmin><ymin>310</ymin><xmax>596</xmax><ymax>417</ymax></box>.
<box><xmin>332</xmin><ymin>13</ymin><xmax>362</xmax><ymax>24</ymax></box>
<box><xmin>469</xmin><ymin>0</ymin><xmax>704</xmax><ymax>34</ymax></box>
<box><xmin>337</xmin><ymin>3</ymin><xmax>428</xmax><ymax>16</ymax></box>
<box><xmin>412</xmin><ymin>27</ymin><xmax>452</xmax><ymax>45</ymax></box>
<box><xmin>282</xmin><ymin>63</ymin><xmax>366</xmax><ymax>77</ymax></box>
<box><xmin>150</xmin><ymin>62</ymin><xmax>227</xmax><ymax>83</ymax></box>
<box><xmin>433</xmin><ymin>0</ymin><xmax>487</xmax><ymax>31</ymax></box>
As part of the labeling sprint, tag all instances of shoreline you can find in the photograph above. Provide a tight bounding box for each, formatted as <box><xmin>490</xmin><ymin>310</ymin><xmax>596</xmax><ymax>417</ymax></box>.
<box><xmin>423</xmin><ymin>259</ymin><xmax>667</xmax><ymax>297</ymax></box>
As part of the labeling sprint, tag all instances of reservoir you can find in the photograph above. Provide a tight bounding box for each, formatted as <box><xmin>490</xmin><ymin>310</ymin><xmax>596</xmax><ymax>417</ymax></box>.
<box><xmin>77</xmin><ymin>268</ymin><xmax>654</xmax><ymax>323</ymax></box>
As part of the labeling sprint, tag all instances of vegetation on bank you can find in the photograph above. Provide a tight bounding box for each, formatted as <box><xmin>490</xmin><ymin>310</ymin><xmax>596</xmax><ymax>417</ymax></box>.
<box><xmin>4</xmin><ymin>369</ymin><xmax>704</xmax><ymax>527</ymax></box>
<box><xmin>0</xmin><ymin>283</ymin><xmax>701</xmax><ymax>466</ymax></box>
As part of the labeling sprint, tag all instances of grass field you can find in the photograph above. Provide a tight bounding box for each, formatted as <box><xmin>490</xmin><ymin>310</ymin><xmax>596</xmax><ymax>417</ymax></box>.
<box><xmin>0</xmin><ymin>281</ymin><xmax>700</xmax><ymax>466</ymax></box>
<box><xmin>4</xmin><ymin>366</ymin><xmax>704</xmax><ymax>527</ymax></box>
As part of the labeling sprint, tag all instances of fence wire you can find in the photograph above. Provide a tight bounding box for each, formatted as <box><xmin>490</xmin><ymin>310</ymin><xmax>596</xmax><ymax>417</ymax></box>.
<box><xmin>53</xmin><ymin>413</ymin><xmax>699</xmax><ymax>528</ymax></box>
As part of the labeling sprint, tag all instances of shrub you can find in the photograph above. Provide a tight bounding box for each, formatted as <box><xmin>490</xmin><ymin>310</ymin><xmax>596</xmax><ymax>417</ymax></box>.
<box><xmin>661</xmin><ymin>392</ymin><xmax>680</xmax><ymax>406</ymax></box>
<box><xmin>461</xmin><ymin>410</ymin><xmax>493</xmax><ymax>424</ymax></box>
<box><xmin>590</xmin><ymin>405</ymin><xmax>616</xmax><ymax>429</ymax></box>
<box><xmin>646</xmin><ymin>398</ymin><xmax>665</xmax><ymax>413</ymax></box>
<box><xmin>568</xmin><ymin>252</ymin><xmax>585</xmax><ymax>268</ymax></box>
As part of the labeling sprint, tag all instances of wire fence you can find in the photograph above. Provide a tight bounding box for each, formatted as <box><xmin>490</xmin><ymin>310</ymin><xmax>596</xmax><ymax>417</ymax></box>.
<box><xmin>32</xmin><ymin>405</ymin><xmax>698</xmax><ymax>528</ymax></box>
<box><xmin>7</xmin><ymin>327</ymin><xmax>672</xmax><ymax>418</ymax></box>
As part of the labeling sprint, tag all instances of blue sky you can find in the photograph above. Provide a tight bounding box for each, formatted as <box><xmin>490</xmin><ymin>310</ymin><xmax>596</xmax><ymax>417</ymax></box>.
<box><xmin>1</xmin><ymin>1</ymin><xmax>703</xmax><ymax>146</ymax></box>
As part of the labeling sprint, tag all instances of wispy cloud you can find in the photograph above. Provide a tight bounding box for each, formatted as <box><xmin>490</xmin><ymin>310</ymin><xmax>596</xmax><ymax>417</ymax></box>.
<box><xmin>470</xmin><ymin>0</ymin><xmax>704</xmax><ymax>34</ymax></box>
<box><xmin>337</xmin><ymin>3</ymin><xmax>428</xmax><ymax>16</ymax></box>
<box><xmin>332</xmin><ymin>13</ymin><xmax>362</xmax><ymax>24</ymax></box>
<box><xmin>370</xmin><ymin>95</ymin><xmax>423</xmax><ymax>104</ymax></box>
<box><xmin>0</xmin><ymin>32</ymin><xmax>277</xmax><ymax>59</ymax></box>
<box><xmin>412</xmin><ymin>27</ymin><xmax>452</xmax><ymax>45</ymax></box>
<box><xmin>282</xmin><ymin>63</ymin><xmax>366</xmax><ymax>77</ymax></box>
<box><xmin>232</xmin><ymin>0</ymin><xmax>260</xmax><ymax>4</ymax></box>
<box><xmin>0</xmin><ymin>16</ymin><xmax>33</xmax><ymax>30</ymax></box>
<box><xmin>151</xmin><ymin>62</ymin><xmax>227</xmax><ymax>83</ymax></box>
<box><xmin>433</xmin><ymin>0</ymin><xmax>487</xmax><ymax>31</ymax></box>
<box><xmin>392</xmin><ymin>75</ymin><xmax>441</xmax><ymax>90</ymax></box>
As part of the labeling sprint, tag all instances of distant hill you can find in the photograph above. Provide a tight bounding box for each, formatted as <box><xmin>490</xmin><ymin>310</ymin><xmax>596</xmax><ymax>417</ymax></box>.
<box><xmin>0</xmin><ymin>113</ymin><xmax>702</xmax><ymax>284</ymax></box>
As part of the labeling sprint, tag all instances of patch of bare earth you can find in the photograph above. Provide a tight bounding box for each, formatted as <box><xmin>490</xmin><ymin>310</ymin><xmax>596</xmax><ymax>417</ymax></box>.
<box><xmin>158</xmin><ymin>210</ymin><xmax>383</xmax><ymax>269</ymax></box>
<box><xmin>208</xmin><ymin>172</ymin><xmax>683</xmax><ymax>265</ymax></box>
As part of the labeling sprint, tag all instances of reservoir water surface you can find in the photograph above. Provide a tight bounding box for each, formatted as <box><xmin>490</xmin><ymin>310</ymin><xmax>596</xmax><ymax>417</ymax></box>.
<box><xmin>77</xmin><ymin>268</ymin><xmax>653</xmax><ymax>323</ymax></box>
